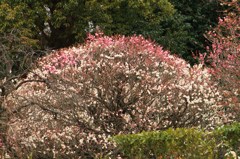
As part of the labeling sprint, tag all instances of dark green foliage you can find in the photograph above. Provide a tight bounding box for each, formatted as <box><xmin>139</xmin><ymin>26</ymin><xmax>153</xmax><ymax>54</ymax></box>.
<box><xmin>103</xmin><ymin>0</ymin><xmax>175</xmax><ymax>35</ymax></box>
<box><xmin>0</xmin><ymin>0</ymin><xmax>175</xmax><ymax>50</ymax></box>
<box><xmin>0</xmin><ymin>0</ymin><xmax>110</xmax><ymax>49</ymax></box>
<box><xmin>0</xmin><ymin>0</ymin><xmax>225</xmax><ymax>64</ymax></box>
<box><xmin>215</xmin><ymin>123</ymin><xmax>240</xmax><ymax>156</ymax></box>
<box><xmin>165</xmin><ymin>0</ymin><xmax>224</xmax><ymax>64</ymax></box>
<box><xmin>145</xmin><ymin>13</ymin><xmax>193</xmax><ymax>61</ymax></box>
<box><xmin>113</xmin><ymin>123</ymin><xmax>240</xmax><ymax>159</ymax></box>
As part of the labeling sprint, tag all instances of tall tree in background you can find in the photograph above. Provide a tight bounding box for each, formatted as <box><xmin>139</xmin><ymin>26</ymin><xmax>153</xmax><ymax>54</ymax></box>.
<box><xmin>0</xmin><ymin>0</ymin><xmax>226</xmax><ymax>64</ymax></box>
<box><xmin>167</xmin><ymin>0</ymin><xmax>223</xmax><ymax>64</ymax></box>
<box><xmin>0</xmin><ymin>0</ymin><xmax>175</xmax><ymax>50</ymax></box>
<box><xmin>147</xmin><ymin>12</ymin><xmax>192</xmax><ymax>61</ymax></box>
<box><xmin>0</xmin><ymin>0</ymin><xmax>108</xmax><ymax>49</ymax></box>
<box><xmin>103</xmin><ymin>0</ymin><xmax>175</xmax><ymax>35</ymax></box>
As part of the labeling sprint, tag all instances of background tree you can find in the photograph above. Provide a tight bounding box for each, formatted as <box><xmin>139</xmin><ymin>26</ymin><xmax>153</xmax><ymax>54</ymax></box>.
<box><xmin>0</xmin><ymin>0</ymin><xmax>105</xmax><ymax>49</ymax></box>
<box><xmin>164</xmin><ymin>0</ymin><xmax>224</xmax><ymax>64</ymax></box>
<box><xmin>0</xmin><ymin>0</ymin><xmax>227</xmax><ymax>64</ymax></box>
<box><xmin>0</xmin><ymin>0</ymin><xmax>175</xmax><ymax>50</ymax></box>
<box><xmin>147</xmin><ymin>12</ymin><xmax>192</xmax><ymax>61</ymax></box>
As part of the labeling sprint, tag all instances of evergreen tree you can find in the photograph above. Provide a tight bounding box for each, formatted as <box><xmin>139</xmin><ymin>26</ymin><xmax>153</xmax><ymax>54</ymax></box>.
<box><xmin>0</xmin><ymin>0</ymin><xmax>175</xmax><ymax>49</ymax></box>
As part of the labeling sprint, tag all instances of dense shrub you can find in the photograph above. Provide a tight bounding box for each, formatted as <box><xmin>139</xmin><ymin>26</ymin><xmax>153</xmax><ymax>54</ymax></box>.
<box><xmin>201</xmin><ymin>0</ymin><xmax>240</xmax><ymax>121</ymax></box>
<box><xmin>215</xmin><ymin>122</ymin><xmax>240</xmax><ymax>156</ymax></box>
<box><xmin>3</xmin><ymin>33</ymin><xmax>230</xmax><ymax>158</ymax></box>
<box><xmin>114</xmin><ymin>128</ymin><xmax>216</xmax><ymax>159</ymax></box>
<box><xmin>113</xmin><ymin>123</ymin><xmax>240</xmax><ymax>159</ymax></box>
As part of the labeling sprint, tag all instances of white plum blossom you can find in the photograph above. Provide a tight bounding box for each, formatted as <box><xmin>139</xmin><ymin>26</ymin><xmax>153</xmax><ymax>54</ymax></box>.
<box><xmin>3</xmin><ymin>34</ymin><xmax>231</xmax><ymax>158</ymax></box>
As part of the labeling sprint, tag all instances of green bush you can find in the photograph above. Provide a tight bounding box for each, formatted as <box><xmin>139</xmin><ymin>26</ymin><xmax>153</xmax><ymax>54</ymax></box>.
<box><xmin>113</xmin><ymin>123</ymin><xmax>240</xmax><ymax>159</ymax></box>
<box><xmin>214</xmin><ymin>123</ymin><xmax>240</xmax><ymax>156</ymax></box>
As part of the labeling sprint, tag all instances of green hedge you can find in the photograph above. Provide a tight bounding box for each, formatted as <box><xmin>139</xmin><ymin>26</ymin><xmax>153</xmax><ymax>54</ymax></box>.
<box><xmin>113</xmin><ymin>123</ymin><xmax>240</xmax><ymax>159</ymax></box>
<box><xmin>214</xmin><ymin>123</ymin><xmax>240</xmax><ymax>156</ymax></box>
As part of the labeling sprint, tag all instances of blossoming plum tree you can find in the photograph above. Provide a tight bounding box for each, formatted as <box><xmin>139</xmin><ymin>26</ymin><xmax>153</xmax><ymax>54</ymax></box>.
<box><xmin>4</xmin><ymin>33</ymin><xmax>229</xmax><ymax>158</ymax></box>
<box><xmin>202</xmin><ymin>0</ymin><xmax>239</xmax><ymax>121</ymax></box>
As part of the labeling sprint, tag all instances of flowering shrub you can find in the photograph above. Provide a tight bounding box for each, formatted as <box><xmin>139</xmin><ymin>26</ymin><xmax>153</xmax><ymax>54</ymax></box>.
<box><xmin>201</xmin><ymin>0</ymin><xmax>240</xmax><ymax>121</ymax></box>
<box><xmin>4</xmin><ymin>33</ymin><xmax>230</xmax><ymax>158</ymax></box>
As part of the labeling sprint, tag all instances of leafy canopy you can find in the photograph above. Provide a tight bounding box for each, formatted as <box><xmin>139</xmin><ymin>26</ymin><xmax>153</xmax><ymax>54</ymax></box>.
<box><xmin>0</xmin><ymin>0</ymin><xmax>175</xmax><ymax>49</ymax></box>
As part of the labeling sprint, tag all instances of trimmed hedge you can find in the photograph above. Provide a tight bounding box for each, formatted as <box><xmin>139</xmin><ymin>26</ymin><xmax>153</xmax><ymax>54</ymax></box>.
<box><xmin>113</xmin><ymin>123</ymin><xmax>240</xmax><ymax>159</ymax></box>
<box><xmin>214</xmin><ymin>123</ymin><xmax>240</xmax><ymax>157</ymax></box>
